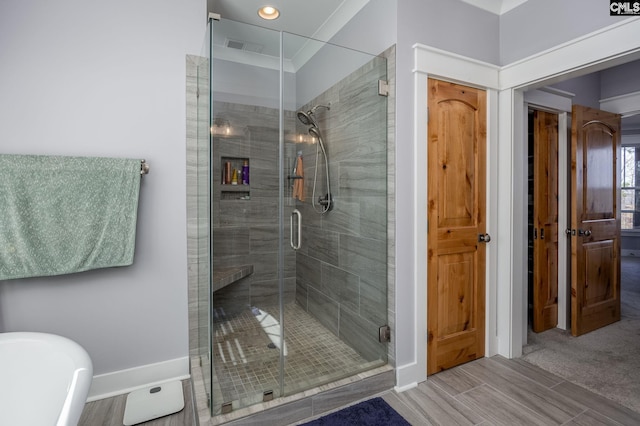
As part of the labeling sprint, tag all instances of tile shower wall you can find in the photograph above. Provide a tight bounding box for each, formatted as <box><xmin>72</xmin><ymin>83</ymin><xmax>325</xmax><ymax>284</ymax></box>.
<box><xmin>186</xmin><ymin>55</ymin><xmax>211</xmax><ymax>360</ymax></box>
<box><xmin>190</xmin><ymin>51</ymin><xmax>393</xmax><ymax>366</ymax></box>
<box><xmin>382</xmin><ymin>45</ymin><xmax>396</xmax><ymax>369</ymax></box>
<box><xmin>294</xmin><ymin>56</ymin><xmax>388</xmax><ymax>362</ymax></box>
<box><xmin>211</xmin><ymin>104</ymin><xmax>297</xmax><ymax>313</ymax></box>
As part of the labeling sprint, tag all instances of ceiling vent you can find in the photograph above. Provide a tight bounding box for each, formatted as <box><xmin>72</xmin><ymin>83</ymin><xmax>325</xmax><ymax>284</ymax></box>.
<box><xmin>225</xmin><ymin>38</ymin><xmax>264</xmax><ymax>54</ymax></box>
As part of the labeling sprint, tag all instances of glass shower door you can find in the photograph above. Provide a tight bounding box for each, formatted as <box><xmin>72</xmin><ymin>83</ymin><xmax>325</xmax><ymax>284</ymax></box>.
<box><xmin>209</xmin><ymin>18</ymin><xmax>286</xmax><ymax>415</ymax></box>
<box><xmin>281</xmin><ymin>32</ymin><xmax>389</xmax><ymax>397</ymax></box>
<box><xmin>208</xmin><ymin>16</ymin><xmax>388</xmax><ymax>417</ymax></box>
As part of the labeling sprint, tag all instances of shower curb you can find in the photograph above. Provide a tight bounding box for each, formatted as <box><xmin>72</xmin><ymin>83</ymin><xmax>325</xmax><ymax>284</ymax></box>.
<box><xmin>198</xmin><ymin>364</ymin><xmax>394</xmax><ymax>425</ymax></box>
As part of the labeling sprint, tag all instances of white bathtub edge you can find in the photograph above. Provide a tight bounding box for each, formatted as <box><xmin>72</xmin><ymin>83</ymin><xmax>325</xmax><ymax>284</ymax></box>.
<box><xmin>87</xmin><ymin>356</ymin><xmax>190</xmax><ymax>402</ymax></box>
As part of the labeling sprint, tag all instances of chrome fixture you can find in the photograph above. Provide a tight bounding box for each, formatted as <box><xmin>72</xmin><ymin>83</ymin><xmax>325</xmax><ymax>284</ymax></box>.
<box><xmin>296</xmin><ymin>104</ymin><xmax>332</xmax><ymax>213</ymax></box>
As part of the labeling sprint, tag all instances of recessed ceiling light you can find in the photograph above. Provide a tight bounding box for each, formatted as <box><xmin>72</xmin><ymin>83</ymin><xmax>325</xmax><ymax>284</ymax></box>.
<box><xmin>258</xmin><ymin>5</ymin><xmax>280</xmax><ymax>20</ymax></box>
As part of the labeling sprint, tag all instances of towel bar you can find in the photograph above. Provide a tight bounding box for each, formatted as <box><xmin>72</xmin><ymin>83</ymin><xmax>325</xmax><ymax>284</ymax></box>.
<box><xmin>141</xmin><ymin>159</ymin><xmax>150</xmax><ymax>175</ymax></box>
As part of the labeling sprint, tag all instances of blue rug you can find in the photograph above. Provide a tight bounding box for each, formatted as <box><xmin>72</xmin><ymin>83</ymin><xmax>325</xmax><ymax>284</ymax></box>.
<box><xmin>301</xmin><ymin>397</ymin><xmax>410</xmax><ymax>425</ymax></box>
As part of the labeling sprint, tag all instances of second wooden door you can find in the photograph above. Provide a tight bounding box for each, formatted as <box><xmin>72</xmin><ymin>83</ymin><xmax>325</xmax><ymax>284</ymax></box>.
<box><xmin>570</xmin><ymin>105</ymin><xmax>621</xmax><ymax>336</ymax></box>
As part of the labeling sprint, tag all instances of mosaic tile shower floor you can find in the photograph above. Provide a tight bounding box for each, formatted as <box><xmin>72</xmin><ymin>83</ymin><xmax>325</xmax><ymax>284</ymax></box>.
<box><xmin>211</xmin><ymin>302</ymin><xmax>381</xmax><ymax>413</ymax></box>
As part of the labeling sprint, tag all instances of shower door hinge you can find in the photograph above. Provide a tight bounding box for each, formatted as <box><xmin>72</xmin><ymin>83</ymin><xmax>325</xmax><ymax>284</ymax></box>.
<box><xmin>379</xmin><ymin>325</ymin><xmax>391</xmax><ymax>343</ymax></box>
<box><xmin>378</xmin><ymin>80</ymin><xmax>389</xmax><ymax>97</ymax></box>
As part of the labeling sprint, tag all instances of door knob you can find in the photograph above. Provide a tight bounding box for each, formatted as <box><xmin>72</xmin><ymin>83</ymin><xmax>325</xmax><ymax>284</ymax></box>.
<box><xmin>478</xmin><ymin>233</ymin><xmax>491</xmax><ymax>243</ymax></box>
<box><xmin>578</xmin><ymin>229</ymin><xmax>592</xmax><ymax>237</ymax></box>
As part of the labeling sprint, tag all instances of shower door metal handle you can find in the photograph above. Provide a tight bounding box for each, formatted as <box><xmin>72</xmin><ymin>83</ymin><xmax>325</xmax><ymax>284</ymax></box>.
<box><xmin>290</xmin><ymin>209</ymin><xmax>302</xmax><ymax>250</ymax></box>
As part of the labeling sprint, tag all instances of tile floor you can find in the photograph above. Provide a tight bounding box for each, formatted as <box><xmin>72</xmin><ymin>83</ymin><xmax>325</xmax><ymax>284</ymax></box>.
<box><xmin>210</xmin><ymin>302</ymin><xmax>383</xmax><ymax>414</ymax></box>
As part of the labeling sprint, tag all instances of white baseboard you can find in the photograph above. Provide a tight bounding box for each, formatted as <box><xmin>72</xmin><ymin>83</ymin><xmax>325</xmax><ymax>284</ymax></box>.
<box><xmin>395</xmin><ymin>361</ymin><xmax>423</xmax><ymax>391</ymax></box>
<box><xmin>87</xmin><ymin>356</ymin><xmax>190</xmax><ymax>402</ymax></box>
<box><xmin>394</xmin><ymin>382</ymin><xmax>418</xmax><ymax>393</ymax></box>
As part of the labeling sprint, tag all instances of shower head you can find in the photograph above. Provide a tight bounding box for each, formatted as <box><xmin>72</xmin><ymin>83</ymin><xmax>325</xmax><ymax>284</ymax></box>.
<box><xmin>297</xmin><ymin>110</ymin><xmax>317</xmax><ymax>127</ymax></box>
<box><xmin>308</xmin><ymin>126</ymin><xmax>322</xmax><ymax>139</ymax></box>
<box><xmin>296</xmin><ymin>104</ymin><xmax>331</xmax><ymax>127</ymax></box>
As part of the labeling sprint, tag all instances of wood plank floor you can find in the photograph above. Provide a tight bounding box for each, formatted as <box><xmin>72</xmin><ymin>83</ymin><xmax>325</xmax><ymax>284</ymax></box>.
<box><xmin>382</xmin><ymin>356</ymin><xmax>640</xmax><ymax>426</ymax></box>
<box><xmin>78</xmin><ymin>356</ymin><xmax>640</xmax><ymax>425</ymax></box>
<box><xmin>78</xmin><ymin>380</ymin><xmax>196</xmax><ymax>426</ymax></box>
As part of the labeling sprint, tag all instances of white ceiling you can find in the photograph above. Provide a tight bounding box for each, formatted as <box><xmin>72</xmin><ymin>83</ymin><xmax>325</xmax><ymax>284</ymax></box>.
<box><xmin>460</xmin><ymin>0</ymin><xmax>529</xmax><ymax>15</ymax></box>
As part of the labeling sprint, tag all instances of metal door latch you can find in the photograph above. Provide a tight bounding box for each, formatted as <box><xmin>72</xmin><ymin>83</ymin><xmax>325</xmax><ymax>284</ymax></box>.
<box><xmin>478</xmin><ymin>233</ymin><xmax>491</xmax><ymax>243</ymax></box>
<box><xmin>379</xmin><ymin>325</ymin><xmax>391</xmax><ymax>343</ymax></box>
<box><xmin>378</xmin><ymin>80</ymin><xmax>389</xmax><ymax>97</ymax></box>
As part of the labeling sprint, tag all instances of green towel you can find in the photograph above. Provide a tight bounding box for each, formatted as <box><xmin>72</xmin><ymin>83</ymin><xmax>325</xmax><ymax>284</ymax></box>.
<box><xmin>0</xmin><ymin>155</ymin><xmax>141</xmax><ymax>280</ymax></box>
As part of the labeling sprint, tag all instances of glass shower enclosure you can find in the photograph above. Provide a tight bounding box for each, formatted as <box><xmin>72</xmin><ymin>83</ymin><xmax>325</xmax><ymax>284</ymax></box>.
<box><xmin>201</xmin><ymin>17</ymin><xmax>388</xmax><ymax>416</ymax></box>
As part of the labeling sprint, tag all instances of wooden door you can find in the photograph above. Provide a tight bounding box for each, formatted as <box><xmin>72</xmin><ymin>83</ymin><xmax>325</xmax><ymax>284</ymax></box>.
<box><xmin>570</xmin><ymin>105</ymin><xmax>621</xmax><ymax>336</ymax></box>
<box><xmin>532</xmin><ymin>111</ymin><xmax>559</xmax><ymax>332</ymax></box>
<box><xmin>427</xmin><ymin>78</ymin><xmax>486</xmax><ymax>375</ymax></box>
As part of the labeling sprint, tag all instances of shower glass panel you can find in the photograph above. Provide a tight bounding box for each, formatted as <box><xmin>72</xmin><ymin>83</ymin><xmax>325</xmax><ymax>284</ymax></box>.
<box><xmin>210</xmin><ymin>18</ymin><xmax>283</xmax><ymax>416</ymax></box>
<box><xmin>208</xmin><ymin>17</ymin><xmax>387</xmax><ymax>416</ymax></box>
<box><xmin>282</xmin><ymin>31</ymin><xmax>389</xmax><ymax>397</ymax></box>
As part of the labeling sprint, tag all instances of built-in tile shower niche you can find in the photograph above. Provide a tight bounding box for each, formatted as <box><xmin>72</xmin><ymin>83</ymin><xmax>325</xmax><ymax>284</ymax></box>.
<box><xmin>195</xmin><ymin>17</ymin><xmax>390</xmax><ymax>421</ymax></box>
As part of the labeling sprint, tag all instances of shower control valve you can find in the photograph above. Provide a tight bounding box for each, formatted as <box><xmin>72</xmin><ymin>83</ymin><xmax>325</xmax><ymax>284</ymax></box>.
<box><xmin>318</xmin><ymin>193</ymin><xmax>333</xmax><ymax>211</ymax></box>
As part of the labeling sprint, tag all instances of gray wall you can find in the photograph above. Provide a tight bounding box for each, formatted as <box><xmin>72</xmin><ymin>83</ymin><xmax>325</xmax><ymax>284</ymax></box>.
<box><xmin>500</xmin><ymin>0</ymin><xmax>629</xmax><ymax>65</ymax></box>
<box><xmin>208</xmin><ymin>52</ymin><xmax>389</xmax><ymax>362</ymax></box>
<box><xmin>600</xmin><ymin>60</ymin><xmax>640</xmax><ymax>99</ymax></box>
<box><xmin>548</xmin><ymin>73</ymin><xmax>602</xmax><ymax>109</ymax></box>
<box><xmin>294</xmin><ymin>56</ymin><xmax>389</xmax><ymax>361</ymax></box>
<box><xmin>0</xmin><ymin>0</ymin><xmax>204</xmax><ymax>377</ymax></box>
<box><xmin>213</xmin><ymin>58</ymin><xmax>297</xmax><ymax>110</ymax></box>
<box><xmin>549</xmin><ymin>59</ymin><xmax>640</xmax><ymax>106</ymax></box>
<box><xmin>210</xmin><ymin>102</ymin><xmax>297</xmax><ymax>312</ymax></box>
<box><xmin>186</xmin><ymin>55</ymin><xmax>211</xmax><ymax>360</ymax></box>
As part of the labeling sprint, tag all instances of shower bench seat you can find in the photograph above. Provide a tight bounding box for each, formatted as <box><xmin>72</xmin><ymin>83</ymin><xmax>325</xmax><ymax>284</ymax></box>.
<box><xmin>212</xmin><ymin>264</ymin><xmax>253</xmax><ymax>293</ymax></box>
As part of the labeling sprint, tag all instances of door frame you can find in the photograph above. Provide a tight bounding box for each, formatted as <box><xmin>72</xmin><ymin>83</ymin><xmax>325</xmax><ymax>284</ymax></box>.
<box><xmin>411</xmin><ymin>49</ymin><xmax>500</xmax><ymax>388</ymax></box>
<box><xmin>524</xmin><ymin>89</ymin><xmax>572</xmax><ymax>334</ymax></box>
<box><xmin>407</xmin><ymin>18</ymin><xmax>640</xmax><ymax>389</ymax></box>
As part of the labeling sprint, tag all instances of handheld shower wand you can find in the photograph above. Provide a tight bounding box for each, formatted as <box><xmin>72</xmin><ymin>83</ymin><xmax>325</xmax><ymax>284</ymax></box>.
<box><xmin>296</xmin><ymin>104</ymin><xmax>332</xmax><ymax>214</ymax></box>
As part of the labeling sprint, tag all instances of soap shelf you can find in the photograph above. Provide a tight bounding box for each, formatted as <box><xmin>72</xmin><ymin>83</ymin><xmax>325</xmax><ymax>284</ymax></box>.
<box><xmin>220</xmin><ymin>156</ymin><xmax>250</xmax><ymax>200</ymax></box>
<box><xmin>220</xmin><ymin>185</ymin><xmax>250</xmax><ymax>192</ymax></box>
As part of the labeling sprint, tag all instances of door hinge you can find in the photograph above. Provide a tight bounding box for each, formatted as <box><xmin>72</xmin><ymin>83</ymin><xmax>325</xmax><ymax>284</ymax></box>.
<box><xmin>565</xmin><ymin>228</ymin><xmax>576</xmax><ymax>236</ymax></box>
<box><xmin>379</xmin><ymin>325</ymin><xmax>391</xmax><ymax>343</ymax></box>
<box><xmin>378</xmin><ymin>80</ymin><xmax>389</xmax><ymax>97</ymax></box>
